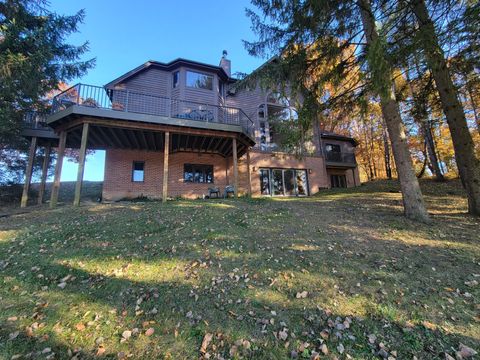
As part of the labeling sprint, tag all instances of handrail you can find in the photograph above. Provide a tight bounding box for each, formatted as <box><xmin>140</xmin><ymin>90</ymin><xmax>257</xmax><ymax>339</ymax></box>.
<box><xmin>49</xmin><ymin>83</ymin><xmax>255</xmax><ymax>137</ymax></box>
<box><xmin>325</xmin><ymin>151</ymin><xmax>356</xmax><ymax>164</ymax></box>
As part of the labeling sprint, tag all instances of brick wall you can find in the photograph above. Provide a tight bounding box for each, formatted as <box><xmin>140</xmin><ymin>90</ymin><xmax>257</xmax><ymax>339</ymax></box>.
<box><xmin>103</xmin><ymin>148</ymin><xmax>337</xmax><ymax>201</ymax></box>
<box><xmin>103</xmin><ymin>149</ymin><xmax>229</xmax><ymax>200</ymax></box>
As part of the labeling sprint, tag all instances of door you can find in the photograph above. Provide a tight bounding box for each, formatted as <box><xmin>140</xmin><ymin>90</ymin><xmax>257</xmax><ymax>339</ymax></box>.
<box><xmin>260</xmin><ymin>168</ymin><xmax>309</xmax><ymax>196</ymax></box>
<box><xmin>284</xmin><ymin>169</ymin><xmax>295</xmax><ymax>196</ymax></box>
<box><xmin>272</xmin><ymin>169</ymin><xmax>284</xmax><ymax>196</ymax></box>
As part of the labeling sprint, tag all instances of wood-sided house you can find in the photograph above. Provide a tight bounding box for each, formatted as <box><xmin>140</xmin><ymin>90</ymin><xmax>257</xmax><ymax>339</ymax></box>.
<box><xmin>20</xmin><ymin>54</ymin><xmax>360</xmax><ymax>207</ymax></box>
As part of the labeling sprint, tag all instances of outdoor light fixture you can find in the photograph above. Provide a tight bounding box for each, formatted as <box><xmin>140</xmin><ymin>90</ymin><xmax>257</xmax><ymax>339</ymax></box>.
<box><xmin>308</xmin><ymin>169</ymin><xmax>313</xmax><ymax>174</ymax></box>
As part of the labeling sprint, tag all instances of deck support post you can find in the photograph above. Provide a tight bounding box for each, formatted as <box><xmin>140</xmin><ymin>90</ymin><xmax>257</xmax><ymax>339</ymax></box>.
<box><xmin>37</xmin><ymin>143</ymin><xmax>51</xmax><ymax>205</ymax></box>
<box><xmin>74</xmin><ymin>123</ymin><xmax>90</xmax><ymax>206</ymax></box>
<box><xmin>246</xmin><ymin>147</ymin><xmax>252</xmax><ymax>197</ymax></box>
<box><xmin>232</xmin><ymin>138</ymin><xmax>238</xmax><ymax>198</ymax></box>
<box><xmin>20</xmin><ymin>136</ymin><xmax>38</xmax><ymax>208</ymax></box>
<box><xmin>163</xmin><ymin>131</ymin><xmax>170</xmax><ymax>202</ymax></box>
<box><xmin>50</xmin><ymin>131</ymin><xmax>67</xmax><ymax>208</ymax></box>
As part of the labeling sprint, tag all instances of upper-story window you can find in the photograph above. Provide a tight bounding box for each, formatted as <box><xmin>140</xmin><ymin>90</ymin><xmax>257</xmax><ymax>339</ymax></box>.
<box><xmin>172</xmin><ymin>71</ymin><xmax>179</xmax><ymax>88</ymax></box>
<box><xmin>325</xmin><ymin>144</ymin><xmax>341</xmax><ymax>153</ymax></box>
<box><xmin>186</xmin><ymin>71</ymin><xmax>213</xmax><ymax>90</ymax></box>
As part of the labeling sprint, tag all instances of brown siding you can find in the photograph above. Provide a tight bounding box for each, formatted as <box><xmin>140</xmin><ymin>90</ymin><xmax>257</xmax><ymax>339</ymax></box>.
<box><xmin>119</xmin><ymin>68</ymin><xmax>170</xmax><ymax>96</ymax></box>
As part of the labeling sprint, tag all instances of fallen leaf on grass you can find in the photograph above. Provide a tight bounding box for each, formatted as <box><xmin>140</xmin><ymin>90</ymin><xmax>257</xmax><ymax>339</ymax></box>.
<box><xmin>145</xmin><ymin>328</ymin><xmax>155</xmax><ymax>337</ymax></box>
<box><xmin>295</xmin><ymin>291</ymin><xmax>308</xmax><ymax>299</ymax></box>
<box><xmin>200</xmin><ymin>333</ymin><xmax>213</xmax><ymax>354</ymax></box>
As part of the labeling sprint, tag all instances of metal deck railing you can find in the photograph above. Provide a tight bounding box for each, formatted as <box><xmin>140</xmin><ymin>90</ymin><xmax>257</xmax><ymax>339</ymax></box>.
<box><xmin>47</xmin><ymin>83</ymin><xmax>255</xmax><ymax>137</ymax></box>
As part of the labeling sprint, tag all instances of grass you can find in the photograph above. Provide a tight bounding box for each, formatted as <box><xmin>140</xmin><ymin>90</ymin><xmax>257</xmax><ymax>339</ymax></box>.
<box><xmin>0</xmin><ymin>179</ymin><xmax>478</xmax><ymax>359</ymax></box>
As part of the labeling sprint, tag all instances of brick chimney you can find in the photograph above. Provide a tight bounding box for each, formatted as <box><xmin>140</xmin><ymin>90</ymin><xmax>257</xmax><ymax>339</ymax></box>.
<box><xmin>219</xmin><ymin>50</ymin><xmax>231</xmax><ymax>77</ymax></box>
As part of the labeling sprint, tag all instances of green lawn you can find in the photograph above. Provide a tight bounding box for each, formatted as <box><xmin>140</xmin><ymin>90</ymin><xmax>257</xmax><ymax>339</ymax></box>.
<box><xmin>0</xmin><ymin>180</ymin><xmax>478</xmax><ymax>359</ymax></box>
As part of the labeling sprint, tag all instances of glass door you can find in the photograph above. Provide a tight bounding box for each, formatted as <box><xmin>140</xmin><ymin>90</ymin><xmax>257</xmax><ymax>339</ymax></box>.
<box><xmin>272</xmin><ymin>169</ymin><xmax>284</xmax><ymax>196</ymax></box>
<box><xmin>284</xmin><ymin>169</ymin><xmax>296</xmax><ymax>196</ymax></box>
<box><xmin>260</xmin><ymin>168</ymin><xmax>309</xmax><ymax>196</ymax></box>
<box><xmin>296</xmin><ymin>170</ymin><xmax>308</xmax><ymax>195</ymax></box>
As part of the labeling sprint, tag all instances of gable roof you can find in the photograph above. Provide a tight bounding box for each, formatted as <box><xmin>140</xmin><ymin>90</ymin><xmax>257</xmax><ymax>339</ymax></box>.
<box><xmin>104</xmin><ymin>58</ymin><xmax>232</xmax><ymax>89</ymax></box>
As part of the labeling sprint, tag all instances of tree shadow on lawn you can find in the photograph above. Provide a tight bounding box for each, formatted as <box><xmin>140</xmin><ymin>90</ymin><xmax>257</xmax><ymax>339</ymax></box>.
<box><xmin>1</xmin><ymin>204</ymin><xmax>479</xmax><ymax>359</ymax></box>
<box><xmin>0</xmin><ymin>251</ymin><xmax>478</xmax><ymax>359</ymax></box>
<box><xmin>1</xmin><ymin>180</ymin><xmax>479</xmax><ymax>358</ymax></box>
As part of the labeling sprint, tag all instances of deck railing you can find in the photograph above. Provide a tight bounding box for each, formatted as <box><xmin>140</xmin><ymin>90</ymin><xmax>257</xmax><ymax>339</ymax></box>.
<box><xmin>325</xmin><ymin>151</ymin><xmax>356</xmax><ymax>164</ymax></box>
<box><xmin>50</xmin><ymin>83</ymin><xmax>255</xmax><ymax>137</ymax></box>
<box><xmin>23</xmin><ymin>112</ymin><xmax>49</xmax><ymax>130</ymax></box>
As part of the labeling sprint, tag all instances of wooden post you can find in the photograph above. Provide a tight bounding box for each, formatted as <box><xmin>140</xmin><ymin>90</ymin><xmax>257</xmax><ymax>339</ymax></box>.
<box><xmin>246</xmin><ymin>148</ymin><xmax>252</xmax><ymax>197</ymax></box>
<box><xmin>162</xmin><ymin>131</ymin><xmax>170</xmax><ymax>202</ymax></box>
<box><xmin>232</xmin><ymin>138</ymin><xmax>238</xmax><ymax>198</ymax></box>
<box><xmin>74</xmin><ymin>123</ymin><xmax>90</xmax><ymax>206</ymax></box>
<box><xmin>50</xmin><ymin>131</ymin><xmax>67</xmax><ymax>208</ymax></box>
<box><xmin>20</xmin><ymin>137</ymin><xmax>38</xmax><ymax>208</ymax></box>
<box><xmin>37</xmin><ymin>143</ymin><xmax>51</xmax><ymax>205</ymax></box>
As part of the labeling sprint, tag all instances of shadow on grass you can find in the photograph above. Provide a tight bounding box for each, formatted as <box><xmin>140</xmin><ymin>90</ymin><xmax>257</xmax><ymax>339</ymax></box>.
<box><xmin>0</xmin><ymin>179</ymin><xmax>479</xmax><ymax>359</ymax></box>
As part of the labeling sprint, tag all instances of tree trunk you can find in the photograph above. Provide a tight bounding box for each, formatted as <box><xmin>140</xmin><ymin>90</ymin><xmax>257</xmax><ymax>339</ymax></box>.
<box><xmin>412</xmin><ymin>0</ymin><xmax>480</xmax><ymax>215</ymax></box>
<box><xmin>358</xmin><ymin>0</ymin><xmax>430</xmax><ymax>222</ymax></box>
<box><xmin>383</xmin><ymin>127</ymin><xmax>392</xmax><ymax>179</ymax></box>
<box><xmin>422</xmin><ymin>120</ymin><xmax>444</xmax><ymax>181</ymax></box>
<box><xmin>465</xmin><ymin>81</ymin><xmax>480</xmax><ymax>134</ymax></box>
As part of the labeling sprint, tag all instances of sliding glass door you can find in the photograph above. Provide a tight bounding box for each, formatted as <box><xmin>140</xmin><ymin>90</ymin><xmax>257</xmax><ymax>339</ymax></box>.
<box><xmin>259</xmin><ymin>168</ymin><xmax>309</xmax><ymax>196</ymax></box>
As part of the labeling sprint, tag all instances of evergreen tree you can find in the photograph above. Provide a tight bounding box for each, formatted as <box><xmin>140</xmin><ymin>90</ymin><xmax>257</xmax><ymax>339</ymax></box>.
<box><xmin>244</xmin><ymin>0</ymin><xmax>430</xmax><ymax>221</ymax></box>
<box><xmin>408</xmin><ymin>0</ymin><xmax>480</xmax><ymax>215</ymax></box>
<box><xmin>0</xmin><ymin>0</ymin><xmax>94</xmax><ymax>182</ymax></box>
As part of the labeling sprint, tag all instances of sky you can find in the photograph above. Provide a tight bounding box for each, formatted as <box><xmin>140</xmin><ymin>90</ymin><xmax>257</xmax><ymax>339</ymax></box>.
<box><xmin>50</xmin><ymin>0</ymin><xmax>265</xmax><ymax>181</ymax></box>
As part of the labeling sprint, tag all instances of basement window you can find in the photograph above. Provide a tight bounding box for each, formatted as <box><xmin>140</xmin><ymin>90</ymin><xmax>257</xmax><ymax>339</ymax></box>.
<box><xmin>132</xmin><ymin>161</ymin><xmax>145</xmax><ymax>182</ymax></box>
<box><xmin>184</xmin><ymin>164</ymin><xmax>214</xmax><ymax>183</ymax></box>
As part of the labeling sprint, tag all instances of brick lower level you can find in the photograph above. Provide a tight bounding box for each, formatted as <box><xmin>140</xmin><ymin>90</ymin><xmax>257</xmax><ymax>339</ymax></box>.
<box><xmin>102</xmin><ymin>148</ymin><xmax>359</xmax><ymax>200</ymax></box>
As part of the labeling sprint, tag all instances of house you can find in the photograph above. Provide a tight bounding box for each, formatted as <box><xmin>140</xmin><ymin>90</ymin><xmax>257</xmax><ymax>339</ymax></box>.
<box><xmin>19</xmin><ymin>54</ymin><xmax>360</xmax><ymax>207</ymax></box>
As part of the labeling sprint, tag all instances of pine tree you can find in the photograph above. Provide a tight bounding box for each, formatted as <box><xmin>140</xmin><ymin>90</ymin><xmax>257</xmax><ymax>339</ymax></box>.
<box><xmin>245</xmin><ymin>0</ymin><xmax>430</xmax><ymax>221</ymax></box>
<box><xmin>409</xmin><ymin>0</ymin><xmax>480</xmax><ymax>215</ymax></box>
<box><xmin>0</xmin><ymin>0</ymin><xmax>94</xmax><ymax>181</ymax></box>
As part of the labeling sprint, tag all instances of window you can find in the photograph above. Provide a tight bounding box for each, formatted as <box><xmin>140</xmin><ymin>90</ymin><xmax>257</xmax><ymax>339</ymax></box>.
<box><xmin>184</xmin><ymin>164</ymin><xmax>214</xmax><ymax>183</ymax></box>
<box><xmin>325</xmin><ymin>144</ymin><xmax>342</xmax><ymax>162</ymax></box>
<box><xmin>186</xmin><ymin>71</ymin><xmax>213</xmax><ymax>90</ymax></box>
<box><xmin>259</xmin><ymin>168</ymin><xmax>309</xmax><ymax>196</ymax></box>
<box><xmin>172</xmin><ymin>71</ymin><xmax>179</xmax><ymax>88</ymax></box>
<box><xmin>331</xmin><ymin>174</ymin><xmax>347</xmax><ymax>188</ymax></box>
<box><xmin>260</xmin><ymin>121</ymin><xmax>267</xmax><ymax>151</ymax></box>
<box><xmin>260</xmin><ymin>169</ymin><xmax>270</xmax><ymax>195</ymax></box>
<box><xmin>326</xmin><ymin>144</ymin><xmax>341</xmax><ymax>153</ymax></box>
<box><xmin>132</xmin><ymin>161</ymin><xmax>145</xmax><ymax>182</ymax></box>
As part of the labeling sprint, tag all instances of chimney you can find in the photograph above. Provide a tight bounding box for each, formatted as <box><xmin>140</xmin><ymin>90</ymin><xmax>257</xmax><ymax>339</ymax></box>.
<box><xmin>219</xmin><ymin>50</ymin><xmax>231</xmax><ymax>77</ymax></box>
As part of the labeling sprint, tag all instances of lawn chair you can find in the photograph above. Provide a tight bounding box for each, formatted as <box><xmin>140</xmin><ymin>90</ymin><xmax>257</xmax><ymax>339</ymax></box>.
<box><xmin>208</xmin><ymin>187</ymin><xmax>220</xmax><ymax>198</ymax></box>
<box><xmin>224</xmin><ymin>185</ymin><xmax>235</xmax><ymax>198</ymax></box>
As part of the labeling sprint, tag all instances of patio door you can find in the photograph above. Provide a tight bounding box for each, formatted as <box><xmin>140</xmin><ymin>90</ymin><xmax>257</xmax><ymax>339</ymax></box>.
<box><xmin>260</xmin><ymin>168</ymin><xmax>309</xmax><ymax>196</ymax></box>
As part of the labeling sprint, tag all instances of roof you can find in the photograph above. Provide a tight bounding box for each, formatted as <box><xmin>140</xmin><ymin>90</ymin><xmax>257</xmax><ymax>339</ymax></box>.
<box><xmin>320</xmin><ymin>132</ymin><xmax>358</xmax><ymax>146</ymax></box>
<box><xmin>104</xmin><ymin>58</ymin><xmax>232</xmax><ymax>89</ymax></box>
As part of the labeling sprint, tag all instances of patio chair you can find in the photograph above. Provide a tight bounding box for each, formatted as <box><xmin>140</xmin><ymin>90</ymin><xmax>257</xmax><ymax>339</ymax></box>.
<box><xmin>224</xmin><ymin>185</ymin><xmax>235</xmax><ymax>198</ymax></box>
<box><xmin>208</xmin><ymin>187</ymin><xmax>220</xmax><ymax>198</ymax></box>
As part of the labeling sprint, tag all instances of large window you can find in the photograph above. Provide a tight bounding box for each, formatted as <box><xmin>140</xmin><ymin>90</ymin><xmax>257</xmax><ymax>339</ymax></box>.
<box><xmin>260</xmin><ymin>168</ymin><xmax>308</xmax><ymax>196</ymax></box>
<box><xmin>186</xmin><ymin>71</ymin><xmax>213</xmax><ymax>90</ymax></box>
<box><xmin>184</xmin><ymin>164</ymin><xmax>214</xmax><ymax>183</ymax></box>
<box><xmin>132</xmin><ymin>161</ymin><xmax>145</xmax><ymax>182</ymax></box>
<box><xmin>325</xmin><ymin>144</ymin><xmax>342</xmax><ymax>162</ymax></box>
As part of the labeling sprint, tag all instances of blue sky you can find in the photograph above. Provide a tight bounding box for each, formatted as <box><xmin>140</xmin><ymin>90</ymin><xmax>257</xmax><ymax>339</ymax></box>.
<box><xmin>52</xmin><ymin>0</ymin><xmax>265</xmax><ymax>181</ymax></box>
